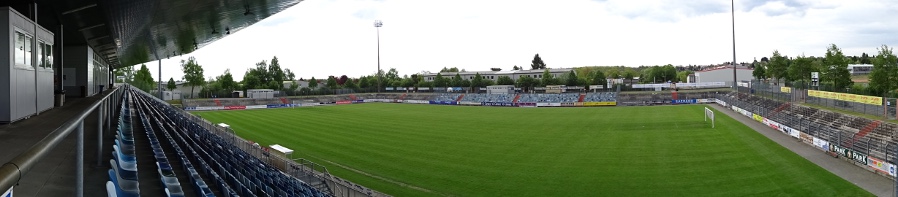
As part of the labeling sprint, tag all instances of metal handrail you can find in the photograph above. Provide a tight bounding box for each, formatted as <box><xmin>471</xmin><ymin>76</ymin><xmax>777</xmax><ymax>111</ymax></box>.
<box><xmin>0</xmin><ymin>85</ymin><xmax>125</xmax><ymax>196</ymax></box>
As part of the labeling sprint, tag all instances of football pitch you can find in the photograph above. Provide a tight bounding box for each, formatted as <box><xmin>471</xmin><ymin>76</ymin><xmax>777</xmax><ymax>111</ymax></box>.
<box><xmin>192</xmin><ymin>103</ymin><xmax>871</xmax><ymax>197</ymax></box>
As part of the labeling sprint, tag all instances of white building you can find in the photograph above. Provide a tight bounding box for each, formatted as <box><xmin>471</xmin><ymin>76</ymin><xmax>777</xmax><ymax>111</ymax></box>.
<box><xmin>848</xmin><ymin>64</ymin><xmax>873</xmax><ymax>75</ymax></box>
<box><xmin>694</xmin><ymin>65</ymin><xmax>754</xmax><ymax>86</ymax></box>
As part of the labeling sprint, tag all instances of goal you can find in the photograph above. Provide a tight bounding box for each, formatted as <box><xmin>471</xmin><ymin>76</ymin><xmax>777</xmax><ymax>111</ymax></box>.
<box><xmin>705</xmin><ymin>107</ymin><xmax>715</xmax><ymax>128</ymax></box>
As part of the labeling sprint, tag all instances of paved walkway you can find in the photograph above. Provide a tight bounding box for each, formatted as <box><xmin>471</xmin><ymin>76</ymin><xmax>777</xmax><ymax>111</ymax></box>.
<box><xmin>709</xmin><ymin>104</ymin><xmax>894</xmax><ymax>197</ymax></box>
<box><xmin>0</xmin><ymin>89</ymin><xmax>118</xmax><ymax>197</ymax></box>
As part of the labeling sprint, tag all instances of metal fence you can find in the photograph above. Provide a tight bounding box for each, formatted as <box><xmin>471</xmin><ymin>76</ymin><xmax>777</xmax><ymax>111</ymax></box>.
<box><xmin>0</xmin><ymin>86</ymin><xmax>126</xmax><ymax>197</ymax></box>
<box><xmin>718</xmin><ymin>92</ymin><xmax>898</xmax><ymax>167</ymax></box>
<box><xmin>743</xmin><ymin>80</ymin><xmax>896</xmax><ymax>120</ymax></box>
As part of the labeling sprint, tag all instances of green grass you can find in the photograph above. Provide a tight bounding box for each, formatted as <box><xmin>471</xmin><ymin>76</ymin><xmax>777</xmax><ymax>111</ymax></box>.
<box><xmin>193</xmin><ymin>103</ymin><xmax>871</xmax><ymax>197</ymax></box>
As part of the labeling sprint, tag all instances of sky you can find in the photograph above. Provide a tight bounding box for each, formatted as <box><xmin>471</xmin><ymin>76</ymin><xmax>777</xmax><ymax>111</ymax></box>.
<box><xmin>147</xmin><ymin>0</ymin><xmax>898</xmax><ymax>81</ymax></box>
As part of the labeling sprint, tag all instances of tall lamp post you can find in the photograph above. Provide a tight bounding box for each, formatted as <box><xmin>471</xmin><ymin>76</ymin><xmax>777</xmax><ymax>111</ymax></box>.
<box><xmin>731</xmin><ymin>0</ymin><xmax>737</xmax><ymax>90</ymax></box>
<box><xmin>374</xmin><ymin>20</ymin><xmax>383</xmax><ymax>93</ymax></box>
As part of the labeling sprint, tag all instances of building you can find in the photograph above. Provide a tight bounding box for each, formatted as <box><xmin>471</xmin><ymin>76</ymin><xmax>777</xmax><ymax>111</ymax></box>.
<box><xmin>848</xmin><ymin>64</ymin><xmax>873</xmax><ymax>75</ymax></box>
<box><xmin>422</xmin><ymin>68</ymin><xmax>574</xmax><ymax>83</ymax></box>
<box><xmin>694</xmin><ymin>65</ymin><xmax>753</xmax><ymax>86</ymax></box>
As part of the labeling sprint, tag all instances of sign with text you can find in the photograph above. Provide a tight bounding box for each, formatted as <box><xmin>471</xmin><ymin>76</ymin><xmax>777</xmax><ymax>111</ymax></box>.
<box><xmin>830</xmin><ymin>144</ymin><xmax>868</xmax><ymax>165</ymax></box>
<box><xmin>583</xmin><ymin>102</ymin><xmax>616</xmax><ymax>106</ymax></box>
<box><xmin>808</xmin><ymin>90</ymin><xmax>882</xmax><ymax>106</ymax></box>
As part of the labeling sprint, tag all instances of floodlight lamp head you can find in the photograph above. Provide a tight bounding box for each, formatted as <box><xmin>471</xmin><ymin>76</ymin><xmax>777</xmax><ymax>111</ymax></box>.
<box><xmin>374</xmin><ymin>20</ymin><xmax>383</xmax><ymax>27</ymax></box>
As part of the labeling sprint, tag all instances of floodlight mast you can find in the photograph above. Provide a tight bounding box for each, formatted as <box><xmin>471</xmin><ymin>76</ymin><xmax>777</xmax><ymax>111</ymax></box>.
<box><xmin>375</xmin><ymin>20</ymin><xmax>383</xmax><ymax>93</ymax></box>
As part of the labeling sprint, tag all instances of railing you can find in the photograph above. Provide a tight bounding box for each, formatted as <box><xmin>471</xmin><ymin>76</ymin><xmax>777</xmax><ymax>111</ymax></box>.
<box><xmin>0</xmin><ymin>85</ymin><xmax>126</xmax><ymax>197</ymax></box>
<box><xmin>133</xmin><ymin>86</ymin><xmax>388</xmax><ymax>196</ymax></box>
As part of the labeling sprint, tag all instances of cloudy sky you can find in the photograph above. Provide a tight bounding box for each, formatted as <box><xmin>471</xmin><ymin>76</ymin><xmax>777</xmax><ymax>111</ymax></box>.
<box><xmin>148</xmin><ymin>0</ymin><xmax>898</xmax><ymax>81</ymax></box>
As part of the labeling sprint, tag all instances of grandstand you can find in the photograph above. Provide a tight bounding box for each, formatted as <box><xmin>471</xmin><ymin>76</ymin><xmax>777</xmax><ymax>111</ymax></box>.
<box><xmin>584</xmin><ymin>92</ymin><xmax>617</xmax><ymax>102</ymax></box>
<box><xmin>516</xmin><ymin>93</ymin><xmax>580</xmax><ymax>103</ymax></box>
<box><xmin>459</xmin><ymin>94</ymin><xmax>515</xmax><ymax>103</ymax></box>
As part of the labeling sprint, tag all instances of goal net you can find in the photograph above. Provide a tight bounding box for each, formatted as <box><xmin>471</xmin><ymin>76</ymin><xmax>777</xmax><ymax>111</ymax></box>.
<box><xmin>705</xmin><ymin>107</ymin><xmax>715</xmax><ymax>128</ymax></box>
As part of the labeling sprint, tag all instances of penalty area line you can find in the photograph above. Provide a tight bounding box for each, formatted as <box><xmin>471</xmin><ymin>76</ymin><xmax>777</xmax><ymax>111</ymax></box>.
<box><xmin>306</xmin><ymin>154</ymin><xmax>452</xmax><ymax>196</ymax></box>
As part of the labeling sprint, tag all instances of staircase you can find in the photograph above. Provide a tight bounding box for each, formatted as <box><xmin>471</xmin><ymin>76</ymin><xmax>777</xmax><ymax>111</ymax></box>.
<box><xmin>213</xmin><ymin>99</ymin><xmax>222</xmax><ymax>106</ymax></box>
<box><xmin>349</xmin><ymin>94</ymin><xmax>357</xmax><ymax>100</ymax></box>
<box><xmin>456</xmin><ymin>94</ymin><xmax>465</xmax><ymax>102</ymax></box>
<box><xmin>845</xmin><ymin>120</ymin><xmax>881</xmax><ymax>148</ymax></box>
<box><xmin>279</xmin><ymin>98</ymin><xmax>289</xmax><ymax>104</ymax></box>
<box><xmin>398</xmin><ymin>94</ymin><xmax>407</xmax><ymax>100</ymax></box>
<box><xmin>578</xmin><ymin>94</ymin><xmax>586</xmax><ymax>102</ymax></box>
<box><xmin>512</xmin><ymin>94</ymin><xmax>521</xmax><ymax>103</ymax></box>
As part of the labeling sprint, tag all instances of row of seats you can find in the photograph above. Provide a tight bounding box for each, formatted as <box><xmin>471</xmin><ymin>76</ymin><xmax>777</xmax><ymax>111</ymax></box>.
<box><xmin>460</xmin><ymin>94</ymin><xmax>514</xmax><ymax>103</ymax></box>
<box><xmin>517</xmin><ymin>93</ymin><xmax>580</xmax><ymax>103</ymax></box>
<box><xmin>107</xmin><ymin>94</ymin><xmax>140</xmax><ymax>197</ymax></box>
<box><xmin>584</xmin><ymin>92</ymin><xmax>617</xmax><ymax>102</ymax></box>
<box><xmin>134</xmin><ymin>89</ymin><xmax>329</xmax><ymax>197</ymax></box>
<box><xmin>433</xmin><ymin>94</ymin><xmax>461</xmax><ymax>102</ymax></box>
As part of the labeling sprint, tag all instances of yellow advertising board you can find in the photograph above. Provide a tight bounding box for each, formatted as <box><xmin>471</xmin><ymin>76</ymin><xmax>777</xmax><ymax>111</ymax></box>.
<box><xmin>752</xmin><ymin>114</ymin><xmax>764</xmax><ymax>122</ymax></box>
<box><xmin>807</xmin><ymin>90</ymin><xmax>882</xmax><ymax>105</ymax></box>
<box><xmin>583</xmin><ymin>102</ymin><xmax>617</xmax><ymax>106</ymax></box>
<box><xmin>781</xmin><ymin>87</ymin><xmax>791</xmax><ymax>93</ymax></box>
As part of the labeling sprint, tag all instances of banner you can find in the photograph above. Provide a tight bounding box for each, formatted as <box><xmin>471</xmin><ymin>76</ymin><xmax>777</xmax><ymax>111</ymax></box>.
<box><xmin>813</xmin><ymin>137</ymin><xmax>829</xmax><ymax>151</ymax></box>
<box><xmin>800</xmin><ymin>132</ymin><xmax>813</xmax><ymax>144</ymax></box>
<box><xmin>352</xmin><ymin>100</ymin><xmax>366</xmax><ymax>104</ymax></box>
<box><xmin>245</xmin><ymin>105</ymin><xmax>267</xmax><ymax>109</ymax></box>
<box><xmin>696</xmin><ymin>99</ymin><xmax>715</xmax><ymax>103</ymax></box>
<box><xmin>336</xmin><ymin>100</ymin><xmax>352</xmax><ymax>105</ymax></box>
<box><xmin>781</xmin><ymin>87</ymin><xmax>792</xmax><ymax>93</ymax></box>
<box><xmin>583</xmin><ymin>102</ymin><xmax>617</xmax><ymax>106</ymax></box>
<box><xmin>537</xmin><ymin>103</ymin><xmax>561</xmax><ymax>107</ymax></box>
<box><xmin>224</xmin><ymin>106</ymin><xmax>246</xmax><ymax>110</ymax></box>
<box><xmin>402</xmin><ymin>100</ymin><xmax>429</xmax><ymax>104</ymax></box>
<box><xmin>365</xmin><ymin>99</ymin><xmax>392</xmax><ymax>103</ymax></box>
<box><xmin>671</xmin><ymin>99</ymin><xmax>697</xmax><ymax>104</ymax></box>
<box><xmin>808</xmin><ymin>90</ymin><xmax>882</xmax><ymax>105</ymax></box>
<box><xmin>459</xmin><ymin>101</ymin><xmax>482</xmax><ymax>106</ymax></box>
<box><xmin>830</xmin><ymin>144</ymin><xmax>868</xmax><ymax>165</ymax></box>
<box><xmin>753</xmin><ymin>114</ymin><xmax>764</xmax><ymax>123</ymax></box>
<box><xmin>515</xmin><ymin>102</ymin><xmax>537</xmax><ymax>107</ymax></box>
<box><xmin>561</xmin><ymin>102</ymin><xmax>577</xmax><ymax>107</ymax></box>
<box><xmin>868</xmin><ymin>157</ymin><xmax>897</xmax><ymax>177</ymax></box>
<box><xmin>482</xmin><ymin>102</ymin><xmax>515</xmax><ymax>107</ymax></box>
<box><xmin>715</xmin><ymin>99</ymin><xmax>727</xmax><ymax>107</ymax></box>
<box><xmin>429</xmin><ymin>101</ymin><xmax>458</xmax><ymax>105</ymax></box>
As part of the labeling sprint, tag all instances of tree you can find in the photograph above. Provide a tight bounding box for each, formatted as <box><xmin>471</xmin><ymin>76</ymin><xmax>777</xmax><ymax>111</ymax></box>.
<box><xmin>451</xmin><ymin>73</ymin><xmax>463</xmax><ymax>87</ymax></box>
<box><xmin>516</xmin><ymin>75</ymin><xmax>537</xmax><ymax>92</ymax></box>
<box><xmin>242</xmin><ymin>61</ymin><xmax>269</xmax><ymax>90</ymax></box>
<box><xmin>788</xmin><ymin>55</ymin><xmax>814</xmax><ymax>82</ymax></box>
<box><xmin>181</xmin><ymin>57</ymin><xmax>205</xmax><ymax>98</ymax></box>
<box><xmin>343</xmin><ymin>78</ymin><xmax>357</xmax><ymax>90</ymax></box>
<box><xmin>541</xmin><ymin>69</ymin><xmax>556</xmax><ymax>86</ymax></box>
<box><xmin>496</xmin><ymin>76</ymin><xmax>515</xmax><ymax>85</ymax></box>
<box><xmin>337</xmin><ymin>75</ymin><xmax>349</xmax><ymax>85</ymax></box>
<box><xmin>660</xmin><ymin>64</ymin><xmax>677</xmax><ymax>82</ymax></box>
<box><xmin>676</xmin><ymin>71</ymin><xmax>694</xmax><ymax>83</ymax></box>
<box><xmin>870</xmin><ymin>45</ymin><xmax>897</xmax><ymax>96</ymax></box>
<box><xmin>359</xmin><ymin>76</ymin><xmax>370</xmax><ymax>89</ymax></box>
<box><xmin>114</xmin><ymin>66</ymin><xmax>134</xmax><ymax>83</ymax></box>
<box><xmin>565</xmin><ymin>70</ymin><xmax>578</xmax><ymax>86</ymax></box>
<box><xmin>752</xmin><ymin>63</ymin><xmax>767</xmax><ymax>81</ymax></box>
<box><xmin>592</xmin><ymin>70</ymin><xmax>607</xmax><ymax>87</ymax></box>
<box><xmin>217</xmin><ymin>69</ymin><xmax>237</xmax><ymax>94</ymax></box>
<box><xmin>512</xmin><ymin>65</ymin><xmax>520</xmax><ymax>70</ymax></box>
<box><xmin>309</xmin><ymin>77</ymin><xmax>318</xmax><ymax>89</ymax></box>
<box><xmin>268</xmin><ymin>56</ymin><xmax>286</xmax><ymax>90</ymax></box>
<box><xmin>166</xmin><ymin>78</ymin><xmax>176</xmax><ymax>91</ymax></box>
<box><xmin>768</xmin><ymin>50</ymin><xmax>789</xmax><ymax>83</ymax></box>
<box><xmin>531</xmin><ymin>54</ymin><xmax>546</xmax><ymax>70</ymax></box>
<box><xmin>825</xmin><ymin>44</ymin><xmax>852</xmax><ymax>91</ymax></box>
<box><xmin>860</xmin><ymin>52</ymin><xmax>872</xmax><ymax>64</ymax></box>
<box><xmin>440</xmin><ymin>67</ymin><xmax>460</xmax><ymax>72</ymax></box>
<box><xmin>623</xmin><ymin>72</ymin><xmax>634</xmax><ymax>86</ymax></box>
<box><xmin>326</xmin><ymin>76</ymin><xmax>338</xmax><ymax>89</ymax></box>
<box><xmin>433</xmin><ymin>73</ymin><xmax>447</xmax><ymax>87</ymax></box>
<box><xmin>471</xmin><ymin>73</ymin><xmax>484</xmax><ymax>88</ymax></box>
<box><xmin>285</xmin><ymin>68</ymin><xmax>296</xmax><ymax>81</ymax></box>
<box><xmin>289</xmin><ymin>82</ymin><xmax>299</xmax><ymax>95</ymax></box>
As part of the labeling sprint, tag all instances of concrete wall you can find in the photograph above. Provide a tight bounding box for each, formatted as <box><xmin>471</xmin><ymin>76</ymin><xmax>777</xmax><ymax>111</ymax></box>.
<box><xmin>62</xmin><ymin>45</ymin><xmax>107</xmax><ymax>97</ymax></box>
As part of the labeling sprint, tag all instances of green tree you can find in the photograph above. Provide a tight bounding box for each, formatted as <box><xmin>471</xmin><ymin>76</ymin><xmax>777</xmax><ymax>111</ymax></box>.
<box><xmin>439</xmin><ymin>67</ymin><xmax>460</xmax><ymax>72</ymax></box>
<box><xmin>166</xmin><ymin>78</ymin><xmax>176</xmax><ymax>91</ymax></box>
<box><xmin>496</xmin><ymin>76</ymin><xmax>515</xmax><ymax>85</ymax></box>
<box><xmin>541</xmin><ymin>69</ymin><xmax>556</xmax><ymax>86</ymax></box>
<box><xmin>217</xmin><ymin>69</ymin><xmax>237</xmax><ymax>94</ymax></box>
<box><xmin>870</xmin><ymin>45</ymin><xmax>897</xmax><ymax>96</ymax></box>
<box><xmin>623</xmin><ymin>72</ymin><xmax>634</xmax><ymax>86</ymax></box>
<box><xmin>114</xmin><ymin>66</ymin><xmax>134</xmax><ymax>83</ymax></box>
<box><xmin>768</xmin><ymin>50</ymin><xmax>789</xmax><ymax>83</ymax></box>
<box><xmin>516</xmin><ymin>75</ymin><xmax>537</xmax><ymax>92</ymax></box>
<box><xmin>309</xmin><ymin>77</ymin><xmax>318</xmax><ymax>89</ymax></box>
<box><xmin>788</xmin><ymin>55</ymin><xmax>814</xmax><ymax>83</ymax></box>
<box><xmin>512</xmin><ymin>65</ymin><xmax>520</xmax><ymax>70</ymax></box>
<box><xmin>752</xmin><ymin>63</ymin><xmax>767</xmax><ymax>81</ymax></box>
<box><xmin>471</xmin><ymin>73</ymin><xmax>484</xmax><ymax>88</ymax></box>
<box><xmin>565</xmin><ymin>70</ymin><xmax>578</xmax><ymax>86</ymax></box>
<box><xmin>326</xmin><ymin>76</ymin><xmax>338</xmax><ymax>89</ymax></box>
<box><xmin>359</xmin><ymin>76</ymin><xmax>370</xmax><ymax>89</ymax></box>
<box><xmin>676</xmin><ymin>71</ymin><xmax>694</xmax><ymax>83</ymax></box>
<box><xmin>825</xmin><ymin>44</ymin><xmax>852</xmax><ymax>91</ymax></box>
<box><xmin>284</xmin><ymin>68</ymin><xmax>296</xmax><ymax>81</ymax></box>
<box><xmin>181</xmin><ymin>57</ymin><xmax>205</xmax><ymax>98</ymax></box>
<box><xmin>267</xmin><ymin>56</ymin><xmax>286</xmax><ymax>90</ymax></box>
<box><xmin>451</xmin><ymin>73</ymin><xmax>463</xmax><ymax>87</ymax></box>
<box><xmin>242</xmin><ymin>61</ymin><xmax>269</xmax><ymax>90</ymax></box>
<box><xmin>344</xmin><ymin>78</ymin><xmax>357</xmax><ymax>90</ymax></box>
<box><xmin>531</xmin><ymin>54</ymin><xmax>546</xmax><ymax>70</ymax></box>
<box><xmin>592</xmin><ymin>70</ymin><xmax>607</xmax><ymax>87</ymax></box>
<box><xmin>433</xmin><ymin>73</ymin><xmax>447</xmax><ymax>87</ymax></box>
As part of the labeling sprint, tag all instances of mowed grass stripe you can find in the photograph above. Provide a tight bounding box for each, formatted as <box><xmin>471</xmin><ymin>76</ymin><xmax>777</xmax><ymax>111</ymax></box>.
<box><xmin>193</xmin><ymin>103</ymin><xmax>872</xmax><ymax>197</ymax></box>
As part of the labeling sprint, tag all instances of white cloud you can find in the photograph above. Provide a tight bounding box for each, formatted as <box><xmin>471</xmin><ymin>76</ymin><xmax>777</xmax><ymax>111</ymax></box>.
<box><xmin>147</xmin><ymin>0</ymin><xmax>898</xmax><ymax>81</ymax></box>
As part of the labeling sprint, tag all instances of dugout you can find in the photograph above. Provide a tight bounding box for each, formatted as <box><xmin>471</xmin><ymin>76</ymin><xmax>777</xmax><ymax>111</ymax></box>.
<box><xmin>486</xmin><ymin>85</ymin><xmax>514</xmax><ymax>94</ymax></box>
<box><xmin>247</xmin><ymin>89</ymin><xmax>274</xmax><ymax>98</ymax></box>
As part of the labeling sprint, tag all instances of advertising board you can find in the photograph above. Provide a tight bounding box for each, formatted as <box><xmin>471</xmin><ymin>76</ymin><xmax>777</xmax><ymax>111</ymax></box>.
<box><xmin>583</xmin><ymin>102</ymin><xmax>616</xmax><ymax>106</ymax></box>
<box><xmin>481</xmin><ymin>102</ymin><xmax>515</xmax><ymax>107</ymax></box>
<box><xmin>224</xmin><ymin>106</ymin><xmax>246</xmax><ymax>110</ymax></box>
<box><xmin>808</xmin><ymin>90</ymin><xmax>882</xmax><ymax>105</ymax></box>
<box><xmin>671</xmin><ymin>99</ymin><xmax>697</xmax><ymax>104</ymax></box>
<box><xmin>561</xmin><ymin>102</ymin><xmax>577</xmax><ymax>107</ymax></box>
<box><xmin>813</xmin><ymin>137</ymin><xmax>829</xmax><ymax>151</ymax></box>
<box><xmin>459</xmin><ymin>101</ymin><xmax>482</xmax><ymax>106</ymax></box>
<box><xmin>830</xmin><ymin>144</ymin><xmax>868</xmax><ymax>165</ymax></box>
<box><xmin>868</xmin><ymin>157</ymin><xmax>897</xmax><ymax>177</ymax></box>
<box><xmin>515</xmin><ymin>103</ymin><xmax>537</xmax><ymax>107</ymax></box>
<box><xmin>429</xmin><ymin>101</ymin><xmax>458</xmax><ymax>105</ymax></box>
<box><xmin>336</xmin><ymin>101</ymin><xmax>352</xmax><ymax>105</ymax></box>
<box><xmin>245</xmin><ymin>105</ymin><xmax>267</xmax><ymax>109</ymax></box>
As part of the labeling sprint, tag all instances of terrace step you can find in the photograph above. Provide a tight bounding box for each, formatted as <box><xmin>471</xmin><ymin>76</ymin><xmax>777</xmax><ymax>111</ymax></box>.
<box><xmin>578</xmin><ymin>94</ymin><xmax>586</xmax><ymax>102</ymax></box>
<box><xmin>399</xmin><ymin>94</ymin><xmax>407</xmax><ymax>100</ymax></box>
<box><xmin>456</xmin><ymin>94</ymin><xmax>465</xmax><ymax>102</ymax></box>
<box><xmin>512</xmin><ymin>94</ymin><xmax>521</xmax><ymax>103</ymax></box>
<box><xmin>280</xmin><ymin>97</ymin><xmax>289</xmax><ymax>104</ymax></box>
<box><xmin>213</xmin><ymin>99</ymin><xmax>221</xmax><ymax>106</ymax></box>
<box><xmin>845</xmin><ymin>120</ymin><xmax>881</xmax><ymax>148</ymax></box>
<box><xmin>349</xmin><ymin>94</ymin><xmax>357</xmax><ymax>100</ymax></box>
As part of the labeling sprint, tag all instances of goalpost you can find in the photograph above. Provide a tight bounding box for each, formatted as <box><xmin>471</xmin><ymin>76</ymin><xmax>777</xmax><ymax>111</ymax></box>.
<box><xmin>705</xmin><ymin>107</ymin><xmax>715</xmax><ymax>128</ymax></box>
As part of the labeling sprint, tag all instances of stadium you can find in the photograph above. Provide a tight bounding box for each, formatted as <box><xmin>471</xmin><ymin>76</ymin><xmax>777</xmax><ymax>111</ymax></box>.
<box><xmin>1</xmin><ymin>0</ymin><xmax>897</xmax><ymax>197</ymax></box>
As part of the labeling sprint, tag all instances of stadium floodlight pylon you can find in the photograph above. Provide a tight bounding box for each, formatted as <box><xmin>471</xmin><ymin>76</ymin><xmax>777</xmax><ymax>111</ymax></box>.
<box><xmin>705</xmin><ymin>107</ymin><xmax>715</xmax><ymax>128</ymax></box>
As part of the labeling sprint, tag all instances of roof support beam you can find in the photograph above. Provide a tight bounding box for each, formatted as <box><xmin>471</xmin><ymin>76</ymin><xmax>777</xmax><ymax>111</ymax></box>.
<box><xmin>78</xmin><ymin>23</ymin><xmax>105</xmax><ymax>32</ymax></box>
<box><xmin>61</xmin><ymin>4</ymin><xmax>97</xmax><ymax>15</ymax></box>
